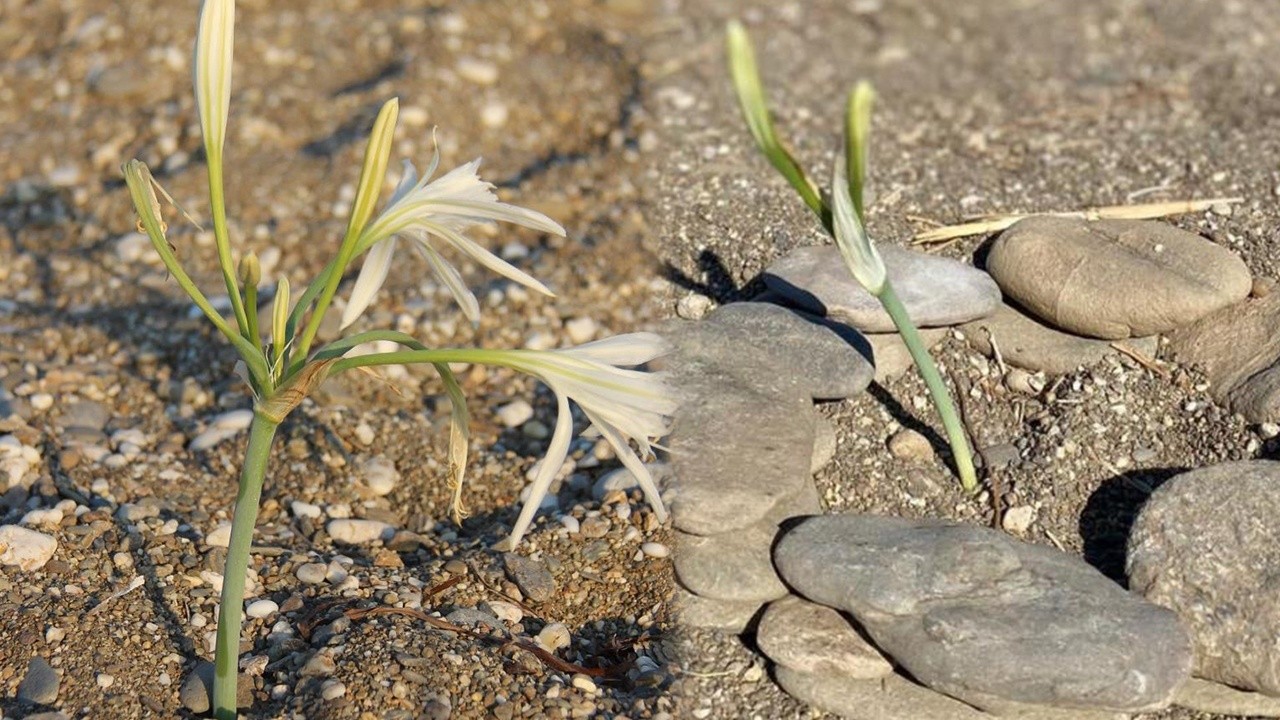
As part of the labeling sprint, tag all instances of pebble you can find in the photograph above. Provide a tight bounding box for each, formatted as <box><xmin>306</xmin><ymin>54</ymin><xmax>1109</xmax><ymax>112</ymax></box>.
<box><xmin>483</xmin><ymin>600</ymin><xmax>524</xmax><ymax>625</ymax></box>
<box><xmin>291</xmin><ymin>501</ymin><xmax>323</xmax><ymax>519</ymax></box>
<box><xmin>536</xmin><ymin>622</ymin><xmax>571</xmax><ymax>652</ymax></box>
<box><xmin>296</xmin><ymin>563</ymin><xmax>328</xmax><ymax>584</ymax></box>
<box><xmin>327</xmin><ymin>518</ymin><xmax>392</xmax><ymax>544</ymax></box>
<box><xmin>205</xmin><ymin>523</ymin><xmax>232</xmax><ymax>547</ymax></box>
<box><xmin>591</xmin><ymin>466</ymin><xmax>646</xmax><ymax>501</ymax></box>
<box><xmin>301</xmin><ymin>653</ymin><xmax>337</xmax><ymax>677</ymax></box>
<box><xmin>963</xmin><ymin>303</ymin><xmax>1160</xmax><ymax>376</ymax></box>
<box><xmin>886</xmin><ymin>429</ymin><xmax>934</xmax><ymax>463</ymax></box>
<box><xmin>1001</xmin><ymin>505</ymin><xmax>1036</xmax><ymax>534</ymax></box>
<box><xmin>502</xmin><ymin>552</ymin><xmax>555</xmax><ymax>603</ymax></box>
<box><xmin>17</xmin><ymin>657</ymin><xmax>60</xmax><ymax>704</ymax></box>
<box><xmin>245</xmin><ymin>599</ymin><xmax>278</xmax><ymax>619</ymax></box>
<box><xmin>1128</xmin><ymin>460</ymin><xmax>1280</xmax><ymax>695</ymax></box>
<box><xmin>811</xmin><ymin>417</ymin><xmax>838</xmax><ymax>474</ymax></box>
<box><xmin>676</xmin><ymin>293</ymin><xmax>714</xmax><ymax>319</ymax></box>
<box><xmin>179</xmin><ymin>661</ymin><xmax>252</xmax><ymax>712</ymax></box>
<box><xmin>571</xmin><ymin>674</ymin><xmax>597</xmax><ymax>694</ymax></box>
<box><xmin>0</xmin><ymin>524</ymin><xmax>58</xmax><ymax>570</ymax></box>
<box><xmin>775</xmin><ymin>514</ymin><xmax>1192</xmax><ymax>712</ymax></box>
<box><xmin>456</xmin><ymin>57</ymin><xmax>499</xmax><ymax>85</ymax></box>
<box><xmin>21</xmin><ymin>508</ymin><xmax>63</xmax><ymax>529</ymax></box>
<box><xmin>757</xmin><ymin>595</ymin><xmax>893</xmax><ymax>678</ymax></box>
<box><xmin>480</xmin><ymin>100</ymin><xmax>509</xmax><ymax>128</ymax></box>
<box><xmin>558</xmin><ymin>515</ymin><xmax>580</xmax><ymax>533</ymax></box>
<box><xmin>640</xmin><ymin>542</ymin><xmax>670</xmax><ymax>558</ymax></box>
<box><xmin>115</xmin><ymin>232</ymin><xmax>151</xmax><ymax>262</ymax></box>
<box><xmin>496</xmin><ymin>399</ymin><xmax>535</xmax><ymax>428</ymax></box>
<box><xmin>360</xmin><ymin>456</ymin><xmax>399</xmax><ymax>496</ymax></box>
<box><xmin>564</xmin><ymin>317</ymin><xmax>598</xmax><ymax>344</ymax></box>
<box><xmin>321</xmin><ymin>680</ymin><xmax>347</xmax><ymax>700</ymax></box>
<box><xmin>96</xmin><ymin>672</ymin><xmax>114</xmax><ymax>689</ymax></box>
<box><xmin>763</xmin><ymin>244</ymin><xmax>1001</xmax><ymax>332</ymax></box>
<box><xmin>30</xmin><ymin>393</ymin><xmax>53</xmax><ymax>411</ymax></box>
<box><xmin>987</xmin><ymin>217</ymin><xmax>1252</xmax><ymax>339</ymax></box>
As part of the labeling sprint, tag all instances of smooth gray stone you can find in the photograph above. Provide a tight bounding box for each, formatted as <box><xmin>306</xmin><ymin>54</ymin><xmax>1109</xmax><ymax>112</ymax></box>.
<box><xmin>1227</xmin><ymin>361</ymin><xmax>1280</xmax><ymax>423</ymax></box>
<box><xmin>1168</xmin><ymin>292</ymin><xmax>1280</xmax><ymax>397</ymax></box>
<box><xmin>673</xmin><ymin>585</ymin><xmax>762</xmax><ymax>633</ymax></box>
<box><xmin>179</xmin><ymin>661</ymin><xmax>253</xmax><ymax>713</ymax></box>
<box><xmin>777</xmin><ymin>666</ymin><xmax>1128</xmax><ymax>720</ymax></box>
<box><xmin>987</xmin><ymin>217</ymin><xmax>1251</xmax><ymax>339</ymax></box>
<box><xmin>672</xmin><ymin>301</ymin><xmax>875</xmax><ymax>401</ymax></box>
<box><xmin>1127</xmin><ymin>461</ymin><xmax>1280</xmax><ymax>695</ymax></box>
<box><xmin>764</xmin><ymin>244</ymin><xmax>1001</xmax><ymax>332</ymax></box>
<box><xmin>776</xmin><ymin>515</ymin><xmax>1191</xmax><ymax>713</ymax></box>
<box><xmin>501</xmin><ymin>552</ymin><xmax>555</xmax><ymax>603</ymax></box>
<box><xmin>674</xmin><ymin>480</ymin><xmax>820</xmax><ymax>603</ymax></box>
<box><xmin>962</xmin><ymin>303</ymin><xmax>1159</xmax><ymax>376</ymax></box>
<box><xmin>445</xmin><ymin>607</ymin><xmax>502</xmax><ymax>629</ymax></box>
<box><xmin>757</xmin><ymin>595</ymin><xmax>893</xmax><ymax>678</ymax></box>
<box><xmin>1174</xmin><ymin>677</ymin><xmax>1280</xmax><ymax>717</ymax></box>
<box><xmin>17</xmin><ymin>656</ymin><xmax>60</xmax><ymax>704</ymax></box>
<box><xmin>667</xmin><ymin>380</ymin><xmax>816</xmax><ymax>535</ymax></box>
<box><xmin>60</xmin><ymin>400</ymin><xmax>109</xmax><ymax>431</ymax></box>
<box><xmin>866</xmin><ymin>328</ymin><xmax>949</xmax><ymax>382</ymax></box>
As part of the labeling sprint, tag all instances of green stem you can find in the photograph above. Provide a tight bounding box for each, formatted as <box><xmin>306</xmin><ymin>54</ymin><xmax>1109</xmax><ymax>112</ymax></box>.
<box><xmin>877</xmin><ymin>283</ymin><xmax>977</xmax><ymax>493</ymax></box>
<box><xmin>213</xmin><ymin>412</ymin><xmax>279</xmax><ymax>720</ymax></box>
<box><xmin>206</xmin><ymin>162</ymin><xmax>252</xmax><ymax>339</ymax></box>
<box><xmin>243</xmin><ymin>283</ymin><xmax>260</xmax><ymax>348</ymax></box>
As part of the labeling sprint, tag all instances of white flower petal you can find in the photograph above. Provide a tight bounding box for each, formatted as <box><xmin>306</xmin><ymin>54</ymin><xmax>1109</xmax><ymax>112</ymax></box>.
<box><xmin>505</xmin><ymin>393</ymin><xmax>572</xmax><ymax>548</ymax></box>
<box><xmin>423</xmin><ymin>220</ymin><xmax>554</xmax><ymax>297</ymax></box>
<box><xmin>411</xmin><ymin>239</ymin><xmax>480</xmax><ymax>324</ymax></box>
<box><xmin>561</xmin><ymin>332</ymin><xmax>670</xmax><ymax>367</ymax></box>
<box><xmin>831</xmin><ymin>149</ymin><xmax>886</xmax><ymax>294</ymax></box>
<box><xmin>590</xmin><ymin>412</ymin><xmax>668</xmax><ymax>523</ymax></box>
<box><xmin>341</xmin><ymin>236</ymin><xmax>397</xmax><ymax>329</ymax></box>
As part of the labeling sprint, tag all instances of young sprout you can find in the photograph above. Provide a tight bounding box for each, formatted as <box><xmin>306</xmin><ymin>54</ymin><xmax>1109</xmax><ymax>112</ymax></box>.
<box><xmin>122</xmin><ymin>2</ymin><xmax>675</xmax><ymax>717</ymax></box>
<box><xmin>726</xmin><ymin>21</ymin><xmax>977</xmax><ymax>493</ymax></box>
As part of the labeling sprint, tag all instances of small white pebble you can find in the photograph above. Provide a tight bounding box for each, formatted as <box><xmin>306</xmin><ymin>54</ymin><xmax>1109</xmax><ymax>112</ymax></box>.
<box><xmin>496</xmin><ymin>400</ymin><xmax>535</xmax><ymax>428</ymax></box>
<box><xmin>571</xmin><ymin>674</ymin><xmax>597</xmax><ymax>694</ymax></box>
<box><xmin>559</xmin><ymin>515</ymin><xmax>580</xmax><ymax>534</ymax></box>
<box><xmin>296</xmin><ymin>563</ymin><xmax>327</xmax><ymax>585</ymax></box>
<box><xmin>45</xmin><ymin>626</ymin><xmax>66</xmax><ymax>644</ymax></box>
<box><xmin>456</xmin><ymin>57</ymin><xmax>498</xmax><ymax>85</ymax></box>
<box><xmin>564</xmin><ymin>317</ymin><xmax>597</xmax><ymax>344</ymax></box>
<box><xmin>1002</xmin><ymin>505</ymin><xmax>1036</xmax><ymax>534</ymax></box>
<box><xmin>97</xmin><ymin>673</ymin><xmax>114</xmax><ymax>689</ymax></box>
<box><xmin>205</xmin><ymin>523</ymin><xmax>232</xmax><ymax>547</ymax></box>
<box><xmin>640</xmin><ymin>542</ymin><xmax>670</xmax><ymax>558</ymax></box>
<box><xmin>536</xmin><ymin>622</ymin><xmax>571</xmax><ymax>652</ymax></box>
<box><xmin>30</xmin><ymin>393</ymin><xmax>53</xmax><ymax>411</ymax></box>
<box><xmin>291</xmin><ymin>501</ymin><xmax>322</xmax><ymax>519</ymax></box>
<box><xmin>480</xmin><ymin>101</ymin><xmax>509</xmax><ymax>128</ymax></box>
<box><xmin>353</xmin><ymin>422</ymin><xmax>375</xmax><ymax>446</ymax></box>
<box><xmin>245</xmin><ymin>599</ymin><xmax>278</xmax><ymax>619</ymax></box>
<box><xmin>321</xmin><ymin>680</ymin><xmax>347</xmax><ymax>700</ymax></box>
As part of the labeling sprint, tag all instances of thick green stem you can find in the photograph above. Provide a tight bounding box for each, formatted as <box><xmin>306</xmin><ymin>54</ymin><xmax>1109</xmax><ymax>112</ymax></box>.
<box><xmin>878</xmin><ymin>283</ymin><xmax>978</xmax><ymax>493</ymax></box>
<box><xmin>213</xmin><ymin>412</ymin><xmax>279</xmax><ymax>720</ymax></box>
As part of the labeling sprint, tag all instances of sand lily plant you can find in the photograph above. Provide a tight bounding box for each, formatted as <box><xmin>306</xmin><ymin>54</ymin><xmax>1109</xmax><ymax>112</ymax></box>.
<box><xmin>726</xmin><ymin>21</ymin><xmax>977</xmax><ymax>493</ymax></box>
<box><xmin>123</xmin><ymin>2</ymin><xmax>675</xmax><ymax>717</ymax></box>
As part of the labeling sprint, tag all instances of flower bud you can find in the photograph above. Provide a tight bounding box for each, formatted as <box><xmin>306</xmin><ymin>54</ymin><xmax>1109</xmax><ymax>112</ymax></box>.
<box><xmin>238</xmin><ymin>252</ymin><xmax>260</xmax><ymax>287</ymax></box>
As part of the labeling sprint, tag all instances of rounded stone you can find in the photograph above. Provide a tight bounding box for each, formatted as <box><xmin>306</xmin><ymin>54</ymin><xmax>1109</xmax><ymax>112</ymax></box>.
<box><xmin>986</xmin><ymin>217</ymin><xmax>1252</xmax><ymax>339</ymax></box>
<box><xmin>763</xmin><ymin>244</ymin><xmax>1002</xmax><ymax>332</ymax></box>
<box><xmin>757</xmin><ymin>595</ymin><xmax>893</xmax><ymax>678</ymax></box>
<box><xmin>1128</xmin><ymin>460</ymin><xmax>1280</xmax><ymax>695</ymax></box>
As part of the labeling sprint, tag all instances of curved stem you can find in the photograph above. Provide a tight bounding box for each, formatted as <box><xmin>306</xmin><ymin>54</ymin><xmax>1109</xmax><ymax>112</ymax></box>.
<box><xmin>213</xmin><ymin>412</ymin><xmax>279</xmax><ymax>720</ymax></box>
<box><xmin>878</xmin><ymin>283</ymin><xmax>978</xmax><ymax>493</ymax></box>
<box><xmin>207</xmin><ymin>162</ymin><xmax>251</xmax><ymax>338</ymax></box>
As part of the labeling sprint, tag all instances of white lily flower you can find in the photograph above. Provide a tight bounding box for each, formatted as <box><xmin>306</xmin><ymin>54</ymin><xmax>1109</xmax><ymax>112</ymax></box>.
<box><xmin>831</xmin><ymin>148</ymin><xmax>887</xmax><ymax>295</ymax></box>
<box><xmin>342</xmin><ymin>152</ymin><xmax>565</xmax><ymax>329</ymax></box>
<box><xmin>494</xmin><ymin>332</ymin><xmax>678</xmax><ymax>549</ymax></box>
<box><xmin>194</xmin><ymin>0</ymin><xmax>235</xmax><ymax>161</ymax></box>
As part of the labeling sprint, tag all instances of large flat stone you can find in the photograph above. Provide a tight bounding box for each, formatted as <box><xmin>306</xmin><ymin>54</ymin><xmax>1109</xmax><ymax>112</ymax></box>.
<box><xmin>1127</xmin><ymin>461</ymin><xmax>1280</xmax><ymax>695</ymax></box>
<box><xmin>775</xmin><ymin>666</ymin><xmax>1127</xmax><ymax>720</ymax></box>
<box><xmin>1167</xmin><ymin>292</ymin><xmax>1280</xmax><ymax>421</ymax></box>
<box><xmin>775</xmin><ymin>514</ymin><xmax>1191</xmax><ymax>713</ymax></box>
<box><xmin>764</xmin><ymin>244</ymin><xmax>1001</xmax><ymax>332</ymax></box>
<box><xmin>668</xmin><ymin>301</ymin><xmax>875</xmax><ymax>401</ymax></box>
<box><xmin>987</xmin><ymin>217</ymin><xmax>1251</xmax><ymax>339</ymax></box>
<box><xmin>962</xmin><ymin>303</ymin><xmax>1159</xmax><ymax>376</ymax></box>
<box><xmin>673</xmin><ymin>585</ymin><xmax>762</xmax><ymax>633</ymax></box>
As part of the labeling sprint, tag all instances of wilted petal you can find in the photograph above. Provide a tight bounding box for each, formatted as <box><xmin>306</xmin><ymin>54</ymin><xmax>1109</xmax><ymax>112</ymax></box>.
<box><xmin>504</xmin><ymin>393</ymin><xmax>572</xmax><ymax>548</ymax></box>
<box><xmin>341</xmin><ymin>235</ymin><xmax>397</xmax><ymax>329</ymax></box>
<box><xmin>424</xmin><ymin>221</ymin><xmax>553</xmax><ymax>297</ymax></box>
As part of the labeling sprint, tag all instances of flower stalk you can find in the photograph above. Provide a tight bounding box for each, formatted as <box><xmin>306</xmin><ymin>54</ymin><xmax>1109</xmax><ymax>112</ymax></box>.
<box><xmin>726</xmin><ymin>21</ymin><xmax>977</xmax><ymax>493</ymax></box>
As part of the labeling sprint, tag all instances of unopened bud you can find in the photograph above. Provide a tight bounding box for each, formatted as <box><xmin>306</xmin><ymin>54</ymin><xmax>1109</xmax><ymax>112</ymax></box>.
<box><xmin>238</xmin><ymin>253</ymin><xmax>261</xmax><ymax>287</ymax></box>
<box><xmin>271</xmin><ymin>276</ymin><xmax>291</xmax><ymax>355</ymax></box>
